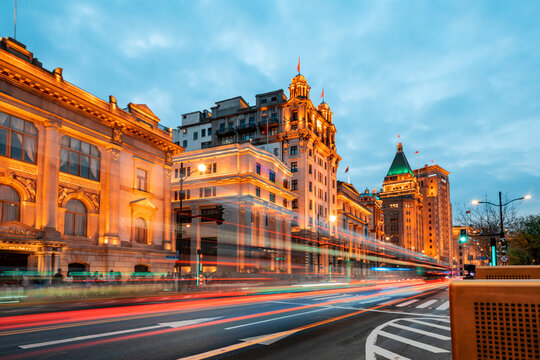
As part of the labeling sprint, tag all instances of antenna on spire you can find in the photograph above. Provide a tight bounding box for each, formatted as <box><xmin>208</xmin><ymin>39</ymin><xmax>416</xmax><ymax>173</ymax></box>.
<box><xmin>14</xmin><ymin>0</ymin><xmax>17</xmax><ymax>40</ymax></box>
<box><xmin>297</xmin><ymin>57</ymin><xmax>300</xmax><ymax>74</ymax></box>
<box><xmin>320</xmin><ymin>87</ymin><xmax>324</xmax><ymax>103</ymax></box>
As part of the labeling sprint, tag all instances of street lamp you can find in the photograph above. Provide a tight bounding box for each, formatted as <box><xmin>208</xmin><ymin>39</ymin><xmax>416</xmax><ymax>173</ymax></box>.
<box><xmin>177</xmin><ymin>163</ymin><xmax>206</xmax><ymax>263</ymax></box>
<box><xmin>471</xmin><ymin>192</ymin><xmax>531</xmax><ymax>266</ymax></box>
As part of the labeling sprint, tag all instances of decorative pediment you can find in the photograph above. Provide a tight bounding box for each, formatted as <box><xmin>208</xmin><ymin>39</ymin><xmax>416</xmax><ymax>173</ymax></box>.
<box><xmin>0</xmin><ymin>221</ymin><xmax>42</xmax><ymax>238</ymax></box>
<box><xmin>130</xmin><ymin>198</ymin><xmax>157</xmax><ymax>211</ymax></box>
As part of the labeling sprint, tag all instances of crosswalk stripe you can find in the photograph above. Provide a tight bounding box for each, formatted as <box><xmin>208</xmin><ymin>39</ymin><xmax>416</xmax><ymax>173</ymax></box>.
<box><xmin>372</xmin><ymin>344</ymin><xmax>411</xmax><ymax>360</ymax></box>
<box><xmin>313</xmin><ymin>294</ymin><xmax>348</xmax><ymax>301</ymax></box>
<box><xmin>405</xmin><ymin>319</ymin><xmax>451</xmax><ymax>330</ymax></box>
<box><xmin>436</xmin><ymin>301</ymin><xmax>449</xmax><ymax>311</ymax></box>
<box><xmin>389</xmin><ymin>323</ymin><xmax>451</xmax><ymax>340</ymax></box>
<box><xmin>378</xmin><ymin>330</ymin><xmax>449</xmax><ymax>353</ymax></box>
<box><xmin>415</xmin><ymin>300</ymin><xmax>437</xmax><ymax>309</ymax></box>
<box><xmin>395</xmin><ymin>299</ymin><xmax>418</xmax><ymax>307</ymax></box>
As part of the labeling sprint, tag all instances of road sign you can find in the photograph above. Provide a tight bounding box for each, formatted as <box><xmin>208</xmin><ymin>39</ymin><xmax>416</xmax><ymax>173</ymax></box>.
<box><xmin>500</xmin><ymin>255</ymin><xmax>508</xmax><ymax>263</ymax></box>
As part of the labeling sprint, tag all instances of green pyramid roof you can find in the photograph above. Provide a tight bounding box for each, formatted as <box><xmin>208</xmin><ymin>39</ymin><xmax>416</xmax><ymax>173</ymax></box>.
<box><xmin>387</xmin><ymin>143</ymin><xmax>413</xmax><ymax>176</ymax></box>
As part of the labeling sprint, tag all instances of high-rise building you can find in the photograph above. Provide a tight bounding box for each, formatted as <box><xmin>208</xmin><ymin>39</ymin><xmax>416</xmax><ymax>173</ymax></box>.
<box><xmin>379</xmin><ymin>143</ymin><xmax>423</xmax><ymax>251</ymax></box>
<box><xmin>414</xmin><ymin>165</ymin><xmax>452</xmax><ymax>261</ymax></box>
<box><xmin>175</xmin><ymin>73</ymin><xmax>341</xmax><ymax>274</ymax></box>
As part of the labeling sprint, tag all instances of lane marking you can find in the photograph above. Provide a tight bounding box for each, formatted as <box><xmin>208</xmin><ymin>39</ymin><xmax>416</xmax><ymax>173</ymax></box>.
<box><xmin>405</xmin><ymin>319</ymin><xmax>451</xmax><ymax>330</ymax></box>
<box><xmin>377</xmin><ymin>330</ymin><xmax>449</xmax><ymax>353</ymax></box>
<box><xmin>389</xmin><ymin>322</ymin><xmax>451</xmax><ymax>340</ymax></box>
<box><xmin>225</xmin><ymin>308</ymin><xmax>330</xmax><ymax>330</ymax></box>
<box><xmin>19</xmin><ymin>325</ymin><xmax>163</xmax><ymax>349</ymax></box>
<box><xmin>19</xmin><ymin>317</ymin><xmax>221</xmax><ymax>350</ymax></box>
<box><xmin>378</xmin><ymin>298</ymin><xmax>398</xmax><ymax>305</ymax></box>
<box><xmin>435</xmin><ymin>301</ymin><xmax>449</xmax><ymax>311</ymax></box>
<box><xmin>372</xmin><ymin>345</ymin><xmax>411</xmax><ymax>360</ymax></box>
<box><xmin>181</xmin><ymin>288</ymin><xmax>445</xmax><ymax>360</ymax></box>
<box><xmin>396</xmin><ymin>299</ymin><xmax>418</xmax><ymax>307</ymax></box>
<box><xmin>415</xmin><ymin>300</ymin><xmax>437</xmax><ymax>309</ymax></box>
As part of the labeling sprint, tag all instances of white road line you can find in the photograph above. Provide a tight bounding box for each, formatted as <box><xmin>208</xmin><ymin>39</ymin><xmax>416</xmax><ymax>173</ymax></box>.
<box><xmin>372</xmin><ymin>345</ymin><xmax>411</xmax><ymax>360</ymax></box>
<box><xmin>225</xmin><ymin>308</ymin><xmax>331</xmax><ymax>330</ymax></box>
<box><xmin>377</xmin><ymin>330</ymin><xmax>449</xmax><ymax>353</ymax></box>
<box><xmin>405</xmin><ymin>319</ymin><xmax>451</xmax><ymax>330</ymax></box>
<box><xmin>378</xmin><ymin>298</ymin><xmax>398</xmax><ymax>305</ymax></box>
<box><xmin>312</xmin><ymin>294</ymin><xmax>349</xmax><ymax>300</ymax></box>
<box><xmin>415</xmin><ymin>300</ymin><xmax>438</xmax><ymax>309</ymax></box>
<box><xmin>436</xmin><ymin>301</ymin><xmax>449</xmax><ymax>311</ymax></box>
<box><xmin>389</xmin><ymin>322</ymin><xmax>451</xmax><ymax>340</ymax></box>
<box><xmin>395</xmin><ymin>299</ymin><xmax>419</xmax><ymax>307</ymax></box>
<box><xmin>19</xmin><ymin>325</ymin><xmax>164</xmax><ymax>349</ymax></box>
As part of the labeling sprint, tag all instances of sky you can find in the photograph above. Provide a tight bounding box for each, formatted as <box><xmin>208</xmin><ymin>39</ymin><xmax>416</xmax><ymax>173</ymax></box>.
<box><xmin>1</xmin><ymin>0</ymin><xmax>539</xmax><ymax>218</ymax></box>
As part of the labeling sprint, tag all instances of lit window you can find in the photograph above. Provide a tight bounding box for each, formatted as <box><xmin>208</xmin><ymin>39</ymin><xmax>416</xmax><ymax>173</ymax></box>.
<box><xmin>0</xmin><ymin>185</ymin><xmax>20</xmax><ymax>222</ymax></box>
<box><xmin>134</xmin><ymin>217</ymin><xmax>147</xmax><ymax>244</ymax></box>
<box><xmin>0</xmin><ymin>112</ymin><xmax>37</xmax><ymax>164</ymax></box>
<box><xmin>60</xmin><ymin>136</ymin><xmax>100</xmax><ymax>180</ymax></box>
<box><xmin>137</xmin><ymin>168</ymin><xmax>148</xmax><ymax>192</ymax></box>
<box><xmin>64</xmin><ymin>199</ymin><xmax>87</xmax><ymax>236</ymax></box>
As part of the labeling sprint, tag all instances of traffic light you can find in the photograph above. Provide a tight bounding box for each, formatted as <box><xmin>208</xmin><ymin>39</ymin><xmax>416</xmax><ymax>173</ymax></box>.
<box><xmin>500</xmin><ymin>237</ymin><xmax>507</xmax><ymax>255</ymax></box>
<box><xmin>459</xmin><ymin>228</ymin><xmax>467</xmax><ymax>243</ymax></box>
<box><xmin>216</xmin><ymin>205</ymin><xmax>224</xmax><ymax>225</ymax></box>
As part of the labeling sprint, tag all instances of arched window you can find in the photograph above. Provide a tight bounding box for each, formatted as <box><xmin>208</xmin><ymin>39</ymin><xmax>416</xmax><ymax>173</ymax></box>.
<box><xmin>64</xmin><ymin>199</ymin><xmax>87</xmax><ymax>236</ymax></box>
<box><xmin>134</xmin><ymin>264</ymin><xmax>149</xmax><ymax>273</ymax></box>
<box><xmin>0</xmin><ymin>185</ymin><xmax>20</xmax><ymax>222</ymax></box>
<box><xmin>0</xmin><ymin>112</ymin><xmax>37</xmax><ymax>164</ymax></box>
<box><xmin>134</xmin><ymin>217</ymin><xmax>147</xmax><ymax>243</ymax></box>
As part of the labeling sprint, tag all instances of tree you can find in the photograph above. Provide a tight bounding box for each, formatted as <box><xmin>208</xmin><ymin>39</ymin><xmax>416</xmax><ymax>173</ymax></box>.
<box><xmin>454</xmin><ymin>194</ymin><xmax>521</xmax><ymax>261</ymax></box>
<box><xmin>508</xmin><ymin>215</ymin><xmax>540</xmax><ymax>265</ymax></box>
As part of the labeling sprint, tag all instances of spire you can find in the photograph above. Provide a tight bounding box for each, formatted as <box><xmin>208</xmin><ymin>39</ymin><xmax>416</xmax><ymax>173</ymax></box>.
<box><xmin>387</xmin><ymin>142</ymin><xmax>413</xmax><ymax>176</ymax></box>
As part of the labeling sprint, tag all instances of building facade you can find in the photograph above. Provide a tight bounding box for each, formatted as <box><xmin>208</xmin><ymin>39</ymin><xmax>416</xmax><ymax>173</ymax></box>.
<box><xmin>359</xmin><ymin>189</ymin><xmax>385</xmax><ymax>242</ymax></box>
<box><xmin>379</xmin><ymin>143</ymin><xmax>423</xmax><ymax>251</ymax></box>
<box><xmin>414</xmin><ymin>164</ymin><xmax>452</xmax><ymax>261</ymax></box>
<box><xmin>0</xmin><ymin>37</ymin><xmax>181</xmax><ymax>277</ymax></box>
<box><xmin>172</xmin><ymin>143</ymin><xmax>295</xmax><ymax>275</ymax></box>
<box><xmin>175</xmin><ymin>73</ymin><xmax>341</xmax><ymax>275</ymax></box>
<box><xmin>336</xmin><ymin>181</ymin><xmax>371</xmax><ymax>277</ymax></box>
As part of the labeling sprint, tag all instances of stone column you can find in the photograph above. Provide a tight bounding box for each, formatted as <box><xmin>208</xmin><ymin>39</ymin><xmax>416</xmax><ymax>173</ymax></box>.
<box><xmin>41</xmin><ymin>121</ymin><xmax>60</xmax><ymax>230</ymax></box>
<box><xmin>100</xmin><ymin>147</ymin><xmax>120</xmax><ymax>245</ymax></box>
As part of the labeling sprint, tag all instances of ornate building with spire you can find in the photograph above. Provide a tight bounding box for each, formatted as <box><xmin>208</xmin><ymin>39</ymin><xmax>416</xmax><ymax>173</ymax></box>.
<box><xmin>379</xmin><ymin>143</ymin><xmax>423</xmax><ymax>251</ymax></box>
<box><xmin>174</xmin><ymin>72</ymin><xmax>341</xmax><ymax>275</ymax></box>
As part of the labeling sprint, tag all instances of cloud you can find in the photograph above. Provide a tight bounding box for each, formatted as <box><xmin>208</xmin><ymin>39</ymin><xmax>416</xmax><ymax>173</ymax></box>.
<box><xmin>121</xmin><ymin>33</ymin><xmax>175</xmax><ymax>58</ymax></box>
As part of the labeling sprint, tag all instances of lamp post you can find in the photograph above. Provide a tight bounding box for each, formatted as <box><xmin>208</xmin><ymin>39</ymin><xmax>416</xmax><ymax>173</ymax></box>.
<box><xmin>177</xmin><ymin>163</ymin><xmax>206</xmax><ymax>273</ymax></box>
<box><xmin>472</xmin><ymin>192</ymin><xmax>531</xmax><ymax>266</ymax></box>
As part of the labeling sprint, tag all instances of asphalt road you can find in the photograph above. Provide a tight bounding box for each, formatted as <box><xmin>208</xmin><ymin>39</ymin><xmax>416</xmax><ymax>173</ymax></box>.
<box><xmin>0</xmin><ymin>280</ymin><xmax>451</xmax><ymax>360</ymax></box>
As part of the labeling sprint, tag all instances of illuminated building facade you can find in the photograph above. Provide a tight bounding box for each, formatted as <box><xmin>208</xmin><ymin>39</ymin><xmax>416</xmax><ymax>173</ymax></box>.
<box><xmin>379</xmin><ymin>143</ymin><xmax>423</xmax><ymax>251</ymax></box>
<box><xmin>336</xmin><ymin>181</ymin><xmax>371</xmax><ymax>277</ymax></box>
<box><xmin>176</xmin><ymin>73</ymin><xmax>340</xmax><ymax>274</ymax></box>
<box><xmin>414</xmin><ymin>165</ymin><xmax>452</xmax><ymax>261</ymax></box>
<box><xmin>359</xmin><ymin>189</ymin><xmax>385</xmax><ymax>242</ymax></box>
<box><xmin>0</xmin><ymin>38</ymin><xmax>180</xmax><ymax>276</ymax></box>
<box><xmin>172</xmin><ymin>143</ymin><xmax>295</xmax><ymax>275</ymax></box>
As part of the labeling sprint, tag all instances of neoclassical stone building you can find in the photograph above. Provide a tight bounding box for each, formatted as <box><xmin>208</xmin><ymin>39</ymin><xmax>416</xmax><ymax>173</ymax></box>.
<box><xmin>0</xmin><ymin>37</ymin><xmax>181</xmax><ymax>276</ymax></box>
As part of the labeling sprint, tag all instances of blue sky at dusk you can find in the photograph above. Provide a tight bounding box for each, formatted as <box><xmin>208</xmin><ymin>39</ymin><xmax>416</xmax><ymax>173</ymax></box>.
<box><xmin>1</xmin><ymin>0</ymin><xmax>539</xmax><ymax>217</ymax></box>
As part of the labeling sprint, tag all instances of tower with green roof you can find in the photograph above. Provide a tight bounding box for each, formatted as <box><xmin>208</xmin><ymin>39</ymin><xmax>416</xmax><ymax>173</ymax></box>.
<box><xmin>379</xmin><ymin>143</ymin><xmax>424</xmax><ymax>252</ymax></box>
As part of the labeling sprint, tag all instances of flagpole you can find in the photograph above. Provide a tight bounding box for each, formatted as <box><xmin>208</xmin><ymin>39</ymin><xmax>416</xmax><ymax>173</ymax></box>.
<box><xmin>14</xmin><ymin>0</ymin><xmax>17</xmax><ymax>40</ymax></box>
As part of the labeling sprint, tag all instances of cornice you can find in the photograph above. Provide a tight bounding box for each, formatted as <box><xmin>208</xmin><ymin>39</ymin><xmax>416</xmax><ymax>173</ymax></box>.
<box><xmin>0</xmin><ymin>52</ymin><xmax>181</xmax><ymax>154</ymax></box>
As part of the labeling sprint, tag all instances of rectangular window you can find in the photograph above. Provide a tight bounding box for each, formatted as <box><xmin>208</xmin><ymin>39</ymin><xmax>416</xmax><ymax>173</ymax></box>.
<box><xmin>269</xmin><ymin>170</ymin><xmax>275</xmax><ymax>182</ymax></box>
<box><xmin>137</xmin><ymin>168</ymin><xmax>147</xmax><ymax>191</ymax></box>
<box><xmin>207</xmin><ymin>128</ymin><xmax>212</xmax><ymax>136</ymax></box>
<box><xmin>249</xmin><ymin>117</ymin><xmax>255</xmax><ymax>127</ymax></box>
<box><xmin>175</xmin><ymin>168</ymin><xmax>179</xmax><ymax>178</ymax></box>
<box><xmin>256</xmin><ymin>187</ymin><xmax>260</xmax><ymax>197</ymax></box>
<box><xmin>283</xmin><ymin>199</ymin><xmax>288</xmax><ymax>208</ymax></box>
<box><xmin>193</xmin><ymin>132</ymin><xmax>198</xmax><ymax>140</ymax></box>
<box><xmin>273</xmin><ymin>148</ymin><xmax>278</xmax><ymax>156</ymax></box>
<box><xmin>256</xmin><ymin>163</ymin><xmax>261</xmax><ymax>175</ymax></box>
<box><xmin>291</xmin><ymin>179</ymin><xmax>298</xmax><ymax>190</ymax></box>
<box><xmin>240</xmin><ymin>119</ymin><xmax>246</xmax><ymax>128</ymax></box>
<box><xmin>228</xmin><ymin>122</ymin><xmax>234</xmax><ymax>131</ymax></box>
<box><xmin>201</xmin><ymin>128</ymin><xmax>206</xmax><ymax>137</ymax></box>
<box><xmin>212</xmin><ymin>163</ymin><xmax>217</xmax><ymax>173</ymax></box>
<box><xmin>204</xmin><ymin>187</ymin><xmax>212</xmax><ymax>197</ymax></box>
<box><xmin>271</xmin><ymin>113</ymin><xmax>278</xmax><ymax>122</ymax></box>
<box><xmin>291</xmin><ymin>162</ymin><xmax>298</xmax><ymax>173</ymax></box>
<box><xmin>290</xmin><ymin>146</ymin><xmax>298</xmax><ymax>155</ymax></box>
<box><xmin>269</xmin><ymin>193</ymin><xmax>275</xmax><ymax>203</ymax></box>
<box><xmin>309</xmin><ymin>182</ymin><xmax>312</xmax><ymax>192</ymax></box>
<box><xmin>309</xmin><ymin>164</ymin><xmax>312</xmax><ymax>174</ymax></box>
<box><xmin>220</xmin><ymin>123</ymin><xmax>225</xmax><ymax>132</ymax></box>
<box><xmin>182</xmin><ymin>140</ymin><xmax>188</xmax><ymax>148</ymax></box>
<box><xmin>291</xmin><ymin>124</ymin><xmax>298</xmax><ymax>131</ymax></box>
<box><xmin>309</xmin><ymin>200</ymin><xmax>312</xmax><ymax>210</ymax></box>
